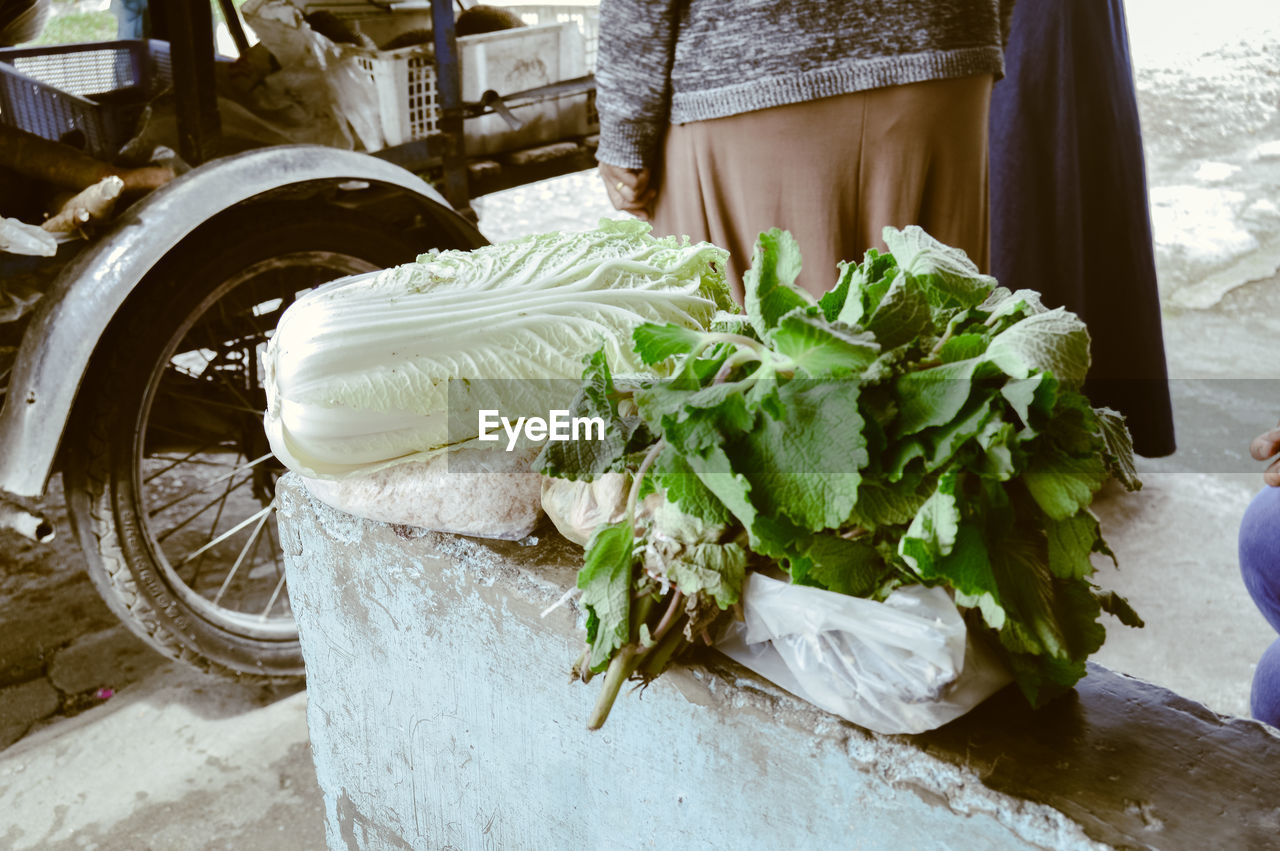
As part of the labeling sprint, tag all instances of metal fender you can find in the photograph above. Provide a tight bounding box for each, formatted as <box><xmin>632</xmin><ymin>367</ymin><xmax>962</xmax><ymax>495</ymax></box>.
<box><xmin>0</xmin><ymin>145</ymin><xmax>484</xmax><ymax>502</ymax></box>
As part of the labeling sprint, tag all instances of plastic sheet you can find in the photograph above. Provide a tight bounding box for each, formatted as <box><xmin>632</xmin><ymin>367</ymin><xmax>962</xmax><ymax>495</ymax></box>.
<box><xmin>716</xmin><ymin>573</ymin><xmax>1012</xmax><ymax>734</ymax></box>
<box><xmin>241</xmin><ymin>0</ymin><xmax>384</xmax><ymax>150</ymax></box>
<box><xmin>0</xmin><ymin>216</ymin><xmax>55</xmax><ymax>257</ymax></box>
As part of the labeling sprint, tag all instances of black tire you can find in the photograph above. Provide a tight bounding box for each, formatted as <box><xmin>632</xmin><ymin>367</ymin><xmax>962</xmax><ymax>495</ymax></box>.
<box><xmin>64</xmin><ymin>204</ymin><xmax>425</xmax><ymax>678</ymax></box>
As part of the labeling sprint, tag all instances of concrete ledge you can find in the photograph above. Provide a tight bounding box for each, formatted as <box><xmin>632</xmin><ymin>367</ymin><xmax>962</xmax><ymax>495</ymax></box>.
<box><xmin>276</xmin><ymin>476</ymin><xmax>1280</xmax><ymax>850</ymax></box>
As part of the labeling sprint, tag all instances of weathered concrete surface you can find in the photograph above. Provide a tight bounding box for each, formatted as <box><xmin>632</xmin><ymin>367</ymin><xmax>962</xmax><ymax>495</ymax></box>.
<box><xmin>0</xmin><ymin>663</ymin><xmax>324</xmax><ymax>850</ymax></box>
<box><xmin>279</xmin><ymin>476</ymin><xmax>1280</xmax><ymax>850</ymax></box>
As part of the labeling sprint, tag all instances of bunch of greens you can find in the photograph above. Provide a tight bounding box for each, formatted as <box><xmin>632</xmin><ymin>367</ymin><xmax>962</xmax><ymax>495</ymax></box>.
<box><xmin>539</xmin><ymin>226</ymin><xmax>1142</xmax><ymax>730</ymax></box>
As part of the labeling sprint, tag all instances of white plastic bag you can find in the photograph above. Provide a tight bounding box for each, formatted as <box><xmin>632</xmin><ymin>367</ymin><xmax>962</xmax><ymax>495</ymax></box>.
<box><xmin>716</xmin><ymin>573</ymin><xmax>1011</xmax><ymax>734</ymax></box>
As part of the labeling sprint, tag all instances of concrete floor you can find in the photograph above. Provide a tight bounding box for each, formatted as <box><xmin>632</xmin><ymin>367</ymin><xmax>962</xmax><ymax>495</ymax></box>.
<box><xmin>3</xmin><ymin>3</ymin><xmax>1279</xmax><ymax>848</ymax></box>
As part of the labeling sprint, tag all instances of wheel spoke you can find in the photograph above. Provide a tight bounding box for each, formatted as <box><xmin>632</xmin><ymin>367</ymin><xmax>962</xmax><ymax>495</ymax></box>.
<box><xmin>209</xmin><ymin>501</ymin><xmax>275</xmax><ymax>605</ymax></box>
<box><xmin>186</xmin><ymin>463</ymin><xmax>244</xmax><ymax>588</ymax></box>
<box><xmin>148</xmin><ymin>453</ymin><xmax>242</xmax><ymax>469</ymax></box>
<box><xmin>147</xmin><ymin>452</ymin><xmax>273</xmax><ymax>519</ymax></box>
<box><xmin>163</xmin><ymin>390</ymin><xmax>264</xmax><ymax>416</ymax></box>
<box><xmin>187</xmin><ymin>499</ymin><xmax>274</xmax><ymax>570</ymax></box>
<box><xmin>144</xmin><ymin>440</ymin><xmax>221</xmax><ymax>484</ymax></box>
<box><xmin>153</xmin><ymin>473</ymin><xmax>254</xmax><ymax>544</ymax></box>
<box><xmin>198</xmin><ymin>318</ymin><xmax>259</xmax><ymax>412</ymax></box>
<box><xmin>259</xmin><ymin>572</ymin><xmax>288</xmax><ymax>620</ymax></box>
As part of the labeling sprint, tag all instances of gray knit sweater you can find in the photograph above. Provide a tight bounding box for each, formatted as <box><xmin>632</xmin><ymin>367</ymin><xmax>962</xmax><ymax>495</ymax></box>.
<box><xmin>595</xmin><ymin>0</ymin><xmax>1016</xmax><ymax>169</ymax></box>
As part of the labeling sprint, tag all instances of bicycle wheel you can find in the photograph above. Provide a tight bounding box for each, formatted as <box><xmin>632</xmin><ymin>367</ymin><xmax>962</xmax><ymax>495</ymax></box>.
<box><xmin>64</xmin><ymin>204</ymin><xmax>427</xmax><ymax>677</ymax></box>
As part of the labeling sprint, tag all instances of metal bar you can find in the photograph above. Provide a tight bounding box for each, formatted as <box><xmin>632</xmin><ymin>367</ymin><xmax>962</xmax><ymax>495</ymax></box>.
<box><xmin>370</xmin><ymin>137</ymin><xmax>446</xmax><ymax>172</ymax></box>
<box><xmin>461</xmin><ymin>76</ymin><xmax>597</xmax><ymax>118</ymax></box>
<box><xmin>431</xmin><ymin>0</ymin><xmax>470</xmax><ymax>214</ymax></box>
<box><xmin>215</xmin><ymin>0</ymin><xmax>252</xmax><ymax>58</ymax></box>
<box><xmin>167</xmin><ymin>0</ymin><xmax>221</xmax><ymax>165</ymax></box>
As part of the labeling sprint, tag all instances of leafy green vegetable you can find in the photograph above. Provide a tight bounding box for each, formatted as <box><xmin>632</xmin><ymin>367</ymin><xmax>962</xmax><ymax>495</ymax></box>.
<box><xmin>578</xmin><ymin>521</ymin><xmax>636</xmax><ymax>673</ymax></box>
<box><xmin>545</xmin><ymin>225</ymin><xmax>1142</xmax><ymax>727</ymax></box>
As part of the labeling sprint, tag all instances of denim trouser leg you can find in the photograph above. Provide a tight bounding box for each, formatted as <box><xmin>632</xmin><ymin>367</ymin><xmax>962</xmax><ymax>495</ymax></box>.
<box><xmin>1240</xmin><ymin>485</ymin><xmax>1280</xmax><ymax>725</ymax></box>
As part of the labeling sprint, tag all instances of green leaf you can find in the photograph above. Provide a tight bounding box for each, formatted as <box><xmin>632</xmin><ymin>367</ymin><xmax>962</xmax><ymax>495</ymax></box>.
<box><xmin>818</xmin><ymin>260</ymin><xmax>857</xmax><ymax>321</ymax></box>
<box><xmin>686</xmin><ymin>444</ymin><xmax>759</xmax><ymax>532</ymax></box>
<box><xmin>800</xmin><ymin>534</ymin><xmax>889</xmax><ymax>598</ymax></box>
<box><xmin>1094</xmin><ymin>589</ymin><xmax>1145</xmax><ymax>628</ymax></box>
<box><xmin>935</xmin><ymin>483</ymin><xmax>1108</xmax><ymax>704</ymax></box>
<box><xmin>1023</xmin><ymin>447</ymin><xmax>1108</xmax><ymax>521</ymax></box>
<box><xmin>837</xmin><ymin>269</ymin><xmax>891</xmax><ymax>328</ymax></box>
<box><xmin>831</xmin><ymin>249</ymin><xmax>899</xmax><ymax>327</ymax></box>
<box><xmin>1001</xmin><ymin>374</ymin><xmax>1045</xmax><ymax>426</ymax></box>
<box><xmin>921</xmin><ymin>396</ymin><xmax>994</xmax><ymax>472</ymax></box>
<box><xmin>536</xmin><ymin>348</ymin><xmax>629</xmax><ymax>480</ymax></box>
<box><xmin>772</xmin><ymin>309</ymin><xmax>880</xmax><ymax>377</ymax></box>
<box><xmin>893</xmin><ymin>357</ymin><xmax>985</xmax><ymax>435</ymax></box>
<box><xmin>1045</xmin><ymin>510</ymin><xmax>1104</xmax><ymax>579</ymax></box>
<box><xmin>735</xmin><ymin>379</ymin><xmax>866</xmax><ymax>530</ymax></box>
<box><xmin>887</xmin><ymin>439</ymin><xmax>926</xmax><ymax>482</ymax></box>
<box><xmin>743</xmin><ymin>230</ymin><xmax>813</xmax><ymax>339</ymax></box>
<box><xmin>848</xmin><ymin>475</ymin><xmax>934</xmax><ymax>528</ymax></box>
<box><xmin>864</xmin><ymin>271</ymin><xmax>934</xmax><ymax>348</ymax></box>
<box><xmin>665</xmin><ymin>543</ymin><xmax>747</xmax><ymax>609</ymax></box>
<box><xmin>980</xmin><ymin>287</ymin><xmax>1048</xmax><ymax>327</ymax></box>
<box><xmin>974</xmin><ymin>418</ymin><xmax>1019</xmax><ymax>481</ymax></box>
<box><xmin>999</xmin><ymin>579</ymin><xmax>1105</xmax><ymax>706</ymax></box>
<box><xmin>633</xmin><ymin>323</ymin><xmax>707</xmax><ymax>365</ymax></box>
<box><xmin>882</xmin><ymin>225</ymin><xmax>996</xmax><ymax>309</ymax></box>
<box><xmin>653</xmin><ymin>448</ymin><xmax>733</xmax><ymax>526</ymax></box>
<box><xmin>936</xmin><ymin>523</ymin><xmax>1003</xmax><ymax>624</ymax></box>
<box><xmin>1095</xmin><ymin>407</ymin><xmax>1141</xmax><ymax>491</ymax></box>
<box><xmin>985</xmin><ymin>308</ymin><xmax>1092</xmax><ymax>389</ymax></box>
<box><xmin>635</xmin><ymin>379</ymin><xmax>755</xmax><ymax>454</ymax></box>
<box><xmin>578</xmin><ymin>521</ymin><xmax>635</xmax><ymax>672</ymax></box>
<box><xmin>898</xmin><ymin>471</ymin><xmax>961</xmax><ymax>575</ymax></box>
<box><xmin>938</xmin><ymin>332</ymin><xmax>990</xmax><ymax>363</ymax></box>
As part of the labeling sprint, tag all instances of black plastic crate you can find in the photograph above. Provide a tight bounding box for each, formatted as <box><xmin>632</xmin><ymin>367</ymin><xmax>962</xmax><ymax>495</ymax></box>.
<box><xmin>0</xmin><ymin>39</ymin><xmax>172</xmax><ymax>160</ymax></box>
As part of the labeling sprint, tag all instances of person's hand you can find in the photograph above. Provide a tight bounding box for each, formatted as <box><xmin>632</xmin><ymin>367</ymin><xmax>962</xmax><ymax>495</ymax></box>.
<box><xmin>600</xmin><ymin>163</ymin><xmax>656</xmax><ymax>221</ymax></box>
<box><xmin>1251</xmin><ymin>420</ymin><xmax>1280</xmax><ymax>487</ymax></box>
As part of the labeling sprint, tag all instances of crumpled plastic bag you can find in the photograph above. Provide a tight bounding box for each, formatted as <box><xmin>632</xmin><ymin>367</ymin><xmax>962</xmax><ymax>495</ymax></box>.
<box><xmin>540</xmin><ymin>474</ymin><xmax>671</xmax><ymax>547</ymax></box>
<box><xmin>242</xmin><ymin>0</ymin><xmax>385</xmax><ymax>150</ymax></box>
<box><xmin>303</xmin><ymin>444</ymin><xmax>544</xmax><ymax>541</ymax></box>
<box><xmin>540</xmin><ymin>473</ymin><xmax>627</xmax><ymax>546</ymax></box>
<box><xmin>716</xmin><ymin>573</ymin><xmax>1011</xmax><ymax>734</ymax></box>
<box><xmin>0</xmin><ymin>217</ymin><xmax>56</xmax><ymax>257</ymax></box>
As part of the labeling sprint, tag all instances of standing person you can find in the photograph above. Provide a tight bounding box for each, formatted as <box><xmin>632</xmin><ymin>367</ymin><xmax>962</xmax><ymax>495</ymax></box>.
<box><xmin>988</xmin><ymin>0</ymin><xmax>1175</xmax><ymax>458</ymax></box>
<box><xmin>595</xmin><ymin>0</ymin><xmax>1015</xmax><ymax>301</ymax></box>
<box><xmin>1241</xmin><ymin>421</ymin><xmax>1280</xmax><ymax>728</ymax></box>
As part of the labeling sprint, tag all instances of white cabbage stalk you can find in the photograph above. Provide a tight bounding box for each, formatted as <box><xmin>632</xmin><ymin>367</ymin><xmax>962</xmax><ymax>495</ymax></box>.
<box><xmin>264</xmin><ymin>219</ymin><xmax>730</xmax><ymax>478</ymax></box>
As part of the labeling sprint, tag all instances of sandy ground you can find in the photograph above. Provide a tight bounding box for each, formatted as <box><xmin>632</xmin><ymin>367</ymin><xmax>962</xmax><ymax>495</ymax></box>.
<box><xmin>2</xmin><ymin>2</ymin><xmax>1280</xmax><ymax>848</ymax></box>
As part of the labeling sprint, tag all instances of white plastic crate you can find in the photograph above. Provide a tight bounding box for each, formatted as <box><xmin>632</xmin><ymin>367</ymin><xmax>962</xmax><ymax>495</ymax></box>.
<box><xmin>345</xmin><ymin>5</ymin><xmax>598</xmax><ymax>154</ymax></box>
<box><xmin>505</xmin><ymin>3</ymin><xmax>600</xmax><ymax>71</ymax></box>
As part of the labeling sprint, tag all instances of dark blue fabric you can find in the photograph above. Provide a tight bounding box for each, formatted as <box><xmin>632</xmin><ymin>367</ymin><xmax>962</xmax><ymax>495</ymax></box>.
<box><xmin>990</xmin><ymin>0</ymin><xmax>1175</xmax><ymax>457</ymax></box>
<box><xmin>1240</xmin><ymin>486</ymin><xmax>1280</xmax><ymax>726</ymax></box>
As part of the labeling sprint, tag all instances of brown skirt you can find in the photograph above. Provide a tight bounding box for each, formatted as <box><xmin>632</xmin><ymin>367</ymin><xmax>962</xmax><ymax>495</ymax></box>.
<box><xmin>652</xmin><ymin>75</ymin><xmax>993</xmax><ymax>301</ymax></box>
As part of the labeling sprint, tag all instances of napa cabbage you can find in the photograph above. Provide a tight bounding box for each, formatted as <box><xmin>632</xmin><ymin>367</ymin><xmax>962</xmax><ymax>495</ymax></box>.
<box><xmin>263</xmin><ymin>219</ymin><xmax>731</xmax><ymax>478</ymax></box>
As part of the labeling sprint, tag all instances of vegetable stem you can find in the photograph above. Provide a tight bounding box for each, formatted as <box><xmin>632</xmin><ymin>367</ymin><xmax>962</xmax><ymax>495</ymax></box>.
<box><xmin>649</xmin><ymin>590</ymin><xmax>685</xmax><ymax>646</ymax></box>
<box><xmin>588</xmin><ymin>648</ymin><xmax>636</xmax><ymax>730</ymax></box>
<box><xmin>626</xmin><ymin>439</ymin><xmax>665</xmax><ymax>519</ymax></box>
<box><xmin>637</xmin><ymin>614</ymin><xmax>690</xmax><ymax>678</ymax></box>
<box><xmin>705</xmin><ymin>331</ymin><xmax>769</xmax><ymax>354</ymax></box>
